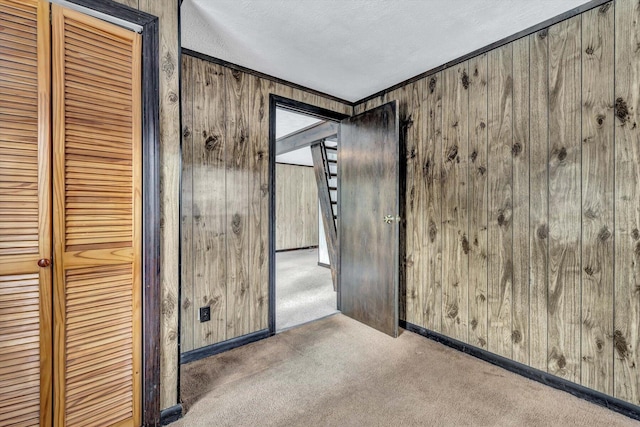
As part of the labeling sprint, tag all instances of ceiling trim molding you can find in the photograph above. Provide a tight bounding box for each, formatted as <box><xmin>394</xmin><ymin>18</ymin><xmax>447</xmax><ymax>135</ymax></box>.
<box><xmin>181</xmin><ymin>48</ymin><xmax>355</xmax><ymax>107</ymax></box>
<box><xmin>354</xmin><ymin>0</ymin><xmax>610</xmax><ymax>106</ymax></box>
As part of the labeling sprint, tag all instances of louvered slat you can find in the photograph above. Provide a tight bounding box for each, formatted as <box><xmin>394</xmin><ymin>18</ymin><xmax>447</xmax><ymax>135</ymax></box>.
<box><xmin>52</xmin><ymin>4</ymin><xmax>141</xmax><ymax>426</ymax></box>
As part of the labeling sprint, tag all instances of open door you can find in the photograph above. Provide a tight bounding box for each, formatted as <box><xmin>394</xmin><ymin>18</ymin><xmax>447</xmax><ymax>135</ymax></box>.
<box><xmin>338</xmin><ymin>101</ymin><xmax>400</xmax><ymax>337</ymax></box>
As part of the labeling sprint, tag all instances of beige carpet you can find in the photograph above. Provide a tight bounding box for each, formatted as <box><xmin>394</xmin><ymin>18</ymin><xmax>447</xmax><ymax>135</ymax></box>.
<box><xmin>177</xmin><ymin>314</ymin><xmax>637</xmax><ymax>427</ymax></box>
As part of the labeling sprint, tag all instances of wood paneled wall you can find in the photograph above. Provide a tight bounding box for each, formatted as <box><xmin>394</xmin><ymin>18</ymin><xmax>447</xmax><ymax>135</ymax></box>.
<box><xmin>276</xmin><ymin>164</ymin><xmax>318</xmax><ymax>251</ymax></box>
<box><xmin>111</xmin><ymin>0</ymin><xmax>180</xmax><ymax>411</ymax></box>
<box><xmin>356</xmin><ymin>0</ymin><xmax>639</xmax><ymax>407</ymax></box>
<box><xmin>180</xmin><ymin>53</ymin><xmax>351</xmax><ymax>353</ymax></box>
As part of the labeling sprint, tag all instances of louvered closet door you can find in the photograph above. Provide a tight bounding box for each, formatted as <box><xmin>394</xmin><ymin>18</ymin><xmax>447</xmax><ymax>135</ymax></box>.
<box><xmin>0</xmin><ymin>0</ymin><xmax>51</xmax><ymax>426</ymax></box>
<box><xmin>52</xmin><ymin>5</ymin><xmax>141</xmax><ymax>427</ymax></box>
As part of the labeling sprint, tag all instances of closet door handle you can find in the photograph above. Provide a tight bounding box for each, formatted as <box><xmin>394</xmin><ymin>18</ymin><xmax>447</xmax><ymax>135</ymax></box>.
<box><xmin>37</xmin><ymin>258</ymin><xmax>51</xmax><ymax>268</ymax></box>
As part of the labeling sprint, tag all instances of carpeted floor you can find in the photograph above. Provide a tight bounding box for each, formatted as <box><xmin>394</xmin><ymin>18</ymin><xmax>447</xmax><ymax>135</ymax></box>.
<box><xmin>276</xmin><ymin>248</ymin><xmax>337</xmax><ymax>331</ymax></box>
<box><xmin>177</xmin><ymin>314</ymin><xmax>637</xmax><ymax>427</ymax></box>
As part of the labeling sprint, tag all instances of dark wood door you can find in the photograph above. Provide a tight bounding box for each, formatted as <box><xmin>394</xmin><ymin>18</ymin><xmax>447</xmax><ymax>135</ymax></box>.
<box><xmin>338</xmin><ymin>101</ymin><xmax>399</xmax><ymax>337</ymax></box>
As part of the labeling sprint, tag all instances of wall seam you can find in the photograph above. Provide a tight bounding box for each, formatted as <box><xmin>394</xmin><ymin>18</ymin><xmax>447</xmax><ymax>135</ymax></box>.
<box><xmin>546</xmin><ymin>24</ymin><xmax>551</xmax><ymax>376</ymax></box>
<box><xmin>611</xmin><ymin>0</ymin><xmax>616</xmax><ymax>396</ymax></box>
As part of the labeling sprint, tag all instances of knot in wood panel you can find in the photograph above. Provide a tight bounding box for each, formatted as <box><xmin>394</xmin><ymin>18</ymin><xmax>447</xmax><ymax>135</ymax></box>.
<box><xmin>429</xmin><ymin>77</ymin><xmax>437</xmax><ymax>94</ymax></box>
<box><xmin>584</xmin><ymin>265</ymin><xmax>594</xmax><ymax>276</ymax></box>
<box><xmin>615</xmin><ymin>97</ymin><xmax>629</xmax><ymax>123</ymax></box>
<box><xmin>470</xmin><ymin>150</ymin><xmax>478</xmax><ymax>162</ymax></box>
<box><xmin>511</xmin><ymin>142</ymin><xmax>522</xmax><ymax>157</ymax></box>
<box><xmin>538</xmin><ymin>29</ymin><xmax>548</xmax><ymax>39</ymax></box>
<box><xmin>585</xmin><ymin>46</ymin><xmax>595</xmax><ymax>55</ymax></box>
<box><xmin>446</xmin><ymin>145</ymin><xmax>458</xmax><ymax>162</ymax></box>
<box><xmin>584</xmin><ymin>208</ymin><xmax>598</xmax><ymax>220</ymax></box>
<box><xmin>446</xmin><ymin>303</ymin><xmax>458</xmax><ymax>319</ymax></box>
<box><xmin>497</xmin><ymin>208</ymin><xmax>511</xmax><ymax>227</ymax></box>
<box><xmin>428</xmin><ymin>220</ymin><xmax>437</xmax><ymax>242</ymax></box>
<box><xmin>596</xmin><ymin>114</ymin><xmax>606</xmax><ymax>126</ymax></box>
<box><xmin>461</xmin><ymin>70</ymin><xmax>470</xmax><ymax>90</ymax></box>
<box><xmin>614</xmin><ymin>330</ymin><xmax>629</xmax><ymax>359</ymax></box>
<box><xmin>598</xmin><ymin>226</ymin><xmax>611</xmax><ymax>242</ymax></box>
<box><xmin>162</xmin><ymin>51</ymin><xmax>175</xmax><ymax>78</ymax></box>
<box><xmin>183</xmin><ymin>127</ymin><xmax>191</xmax><ymax>138</ymax></box>
<box><xmin>599</xmin><ymin>3</ymin><xmax>611</xmax><ymax>14</ymax></box>
<box><xmin>205</xmin><ymin>135</ymin><xmax>220</xmax><ymax>151</ymax></box>
<box><xmin>461</xmin><ymin>235</ymin><xmax>470</xmax><ymax>254</ymax></box>
<box><xmin>557</xmin><ymin>147</ymin><xmax>567</xmax><ymax>162</ymax></box>
<box><xmin>557</xmin><ymin>355</ymin><xmax>567</xmax><ymax>369</ymax></box>
<box><xmin>511</xmin><ymin>330</ymin><xmax>522</xmax><ymax>343</ymax></box>
<box><xmin>632</xmin><ymin>228</ymin><xmax>640</xmax><ymax>240</ymax></box>
<box><xmin>231</xmin><ymin>213</ymin><xmax>242</xmax><ymax>235</ymax></box>
<box><xmin>163</xmin><ymin>294</ymin><xmax>176</xmax><ymax>316</ymax></box>
<box><xmin>470</xmin><ymin>318</ymin><xmax>478</xmax><ymax>330</ymax></box>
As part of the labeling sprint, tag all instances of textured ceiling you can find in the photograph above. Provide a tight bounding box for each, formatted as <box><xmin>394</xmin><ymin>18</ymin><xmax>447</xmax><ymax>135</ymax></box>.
<box><xmin>181</xmin><ymin>0</ymin><xmax>591</xmax><ymax>102</ymax></box>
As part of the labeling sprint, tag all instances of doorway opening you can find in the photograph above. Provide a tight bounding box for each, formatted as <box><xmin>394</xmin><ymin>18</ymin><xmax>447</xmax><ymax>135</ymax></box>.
<box><xmin>273</xmin><ymin>107</ymin><xmax>338</xmax><ymax>331</ymax></box>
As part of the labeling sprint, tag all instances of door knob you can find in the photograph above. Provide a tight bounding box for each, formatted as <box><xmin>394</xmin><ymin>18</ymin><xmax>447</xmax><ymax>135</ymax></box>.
<box><xmin>37</xmin><ymin>258</ymin><xmax>51</xmax><ymax>268</ymax></box>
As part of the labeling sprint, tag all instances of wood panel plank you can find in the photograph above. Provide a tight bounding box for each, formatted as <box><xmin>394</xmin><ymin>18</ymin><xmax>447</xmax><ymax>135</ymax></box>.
<box><xmin>614</xmin><ymin>0</ymin><xmax>640</xmax><ymax>406</ymax></box>
<box><xmin>225</xmin><ymin>67</ymin><xmax>250</xmax><ymax>339</ymax></box>
<box><xmin>408</xmin><ymin>80</ymin><xmax>425</xmax><ymax>327</ymax></box>
<box><xmin>512</xmin><ymin>36</ymin><xmax>530</xmax><ymax>365</ymax></box>
<box><xmin>422</xmin><ymin>73</ymin><xmax>443</xmax><ymax>332</ymax></box>
<box><xmin>581</xmin><ymin>3</ymin><xmax>614</xmax><ymax>395</ymax></box>
<box><xmin>547</xmin><ymin>16</ymin><xmax>581</xmax><ymax>382</ymax></box>
<box><xmin>487</xmin><ymin>43</ymin><xmax>513</xmax><ymax>359</ymax></box>
<box><xmin>529</xmin><ymin>29</ymin><xmax>550</xmax><ymax>371</ymax></box>
<box><xmin>404</xmin><ymin>81</ymin><xmax>418</xmax><ymax>325</ymax></box>
<box><xmin>468</xmin><ymin>54</ymin><xmax>489</xmax><ymax>349</ymax></box>
<box><xmin>249</xmin><ymin>75</ymin><xmax>272</xmax><ymax>331</ymax></box>
<box><xmin>180</xmin><ymin>54</ymin><xmax>194</xmax><ymax>352</ymax></box>
<box><xmin>441</xmin><ymin>63</ymin><xmax>469</xmax><ymax>343</ymax></box>
<box><xmin>191</xmin><ymin>59</ymin><xmax>226</xmax><ymax>348</ymax></box>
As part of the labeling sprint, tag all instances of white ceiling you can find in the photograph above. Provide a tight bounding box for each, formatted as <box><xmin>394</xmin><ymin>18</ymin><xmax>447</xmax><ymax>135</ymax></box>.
<box><xmin>181</xmin><ymin>0</ymin><xmax>591</xmax><ymax>102</ymax></box>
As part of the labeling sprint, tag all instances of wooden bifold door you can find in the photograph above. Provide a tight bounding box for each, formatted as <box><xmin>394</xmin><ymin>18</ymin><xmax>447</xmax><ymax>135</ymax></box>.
<box><xmin>0</xmin><ymin>1</ymin><xmax>142</xmax><ymax>426</ymax></box>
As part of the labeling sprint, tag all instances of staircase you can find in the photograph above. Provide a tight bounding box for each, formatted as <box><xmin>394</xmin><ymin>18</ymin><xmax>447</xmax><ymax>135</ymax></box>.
<box><xmin>324</xmin><ymin>139</ymin><xmax>338</xmax><ymax>227</ymax></box>
<box><xmin>311</xmin><ymin>138</ymin><xmax>339</xmax><ymax>290</ymax></box>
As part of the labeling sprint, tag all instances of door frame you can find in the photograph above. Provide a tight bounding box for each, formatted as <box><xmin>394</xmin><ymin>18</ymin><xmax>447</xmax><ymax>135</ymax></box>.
<box><xmin>57</xmin><ymin>1</ymin><xmax>161</xmax><ymax>425</ymax></box>
<box><xmin>268</xmin><ymin>95</ymin><xmax>349</xmax><ymax>334</ymax></box>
